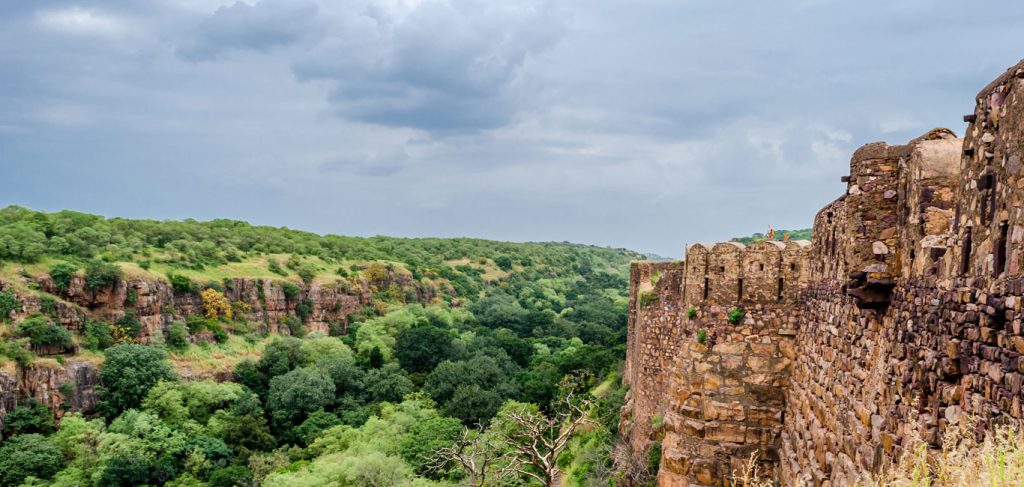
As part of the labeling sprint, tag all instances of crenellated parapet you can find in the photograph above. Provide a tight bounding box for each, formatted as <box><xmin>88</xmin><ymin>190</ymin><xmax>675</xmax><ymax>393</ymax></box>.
<box><xmin>623</xmin><ymin>58</ymin><xmax>1024</xmax><ymax>487</ymax></box>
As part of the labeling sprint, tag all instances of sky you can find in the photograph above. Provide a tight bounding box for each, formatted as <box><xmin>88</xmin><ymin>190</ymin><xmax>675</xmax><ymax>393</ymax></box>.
<box><xmin>1</xmin><ymin>1</ymin><xmax>1023</xmax><ymax>258</ymax></box>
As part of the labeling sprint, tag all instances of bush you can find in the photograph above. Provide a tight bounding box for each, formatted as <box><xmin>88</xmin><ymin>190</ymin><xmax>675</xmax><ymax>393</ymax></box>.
<box><xmin>97</xmin><ymin>344</ymin><xmax>175</xmax><ymax>420</ymax></box>
<box><xmin>0</xmin><ymin>433</ymin><xmax>64</xmax><ymax>486</ymax></box>
<box><xmin>83</xmin><ymin>319</ymin><xmax>115</xmax><ymax>350</ymax></box>
<box><xmin>114</xmin><ymin>310</ymin><xmax>142</xmax><ymax>341</ymax></box>
<box><xmin>295</xmin><ymin>299</ymin><xmax>313</xmax><ymax>322</ymax></box>
<box><xmin>1</xmin><ymin>339</ymin><xmax>34</xmax><ymax>367</ymax></box>
<box><xmin>297</xmin><ymin>264</ymin><xmax>317</xmax><ymax>284</ymax></box>
<box><xmin>138</xmin><ymin>259</ymin><xmax>151</xmax><ymax>270</ymax></box>
<box><xmin>201</xmin><ymin>288</ymin><xmax>232</xmax><ymax>320</ymax></box>
<box><xmin>15</xmin><ymin>314</ymin><xmax>72</xmax><ymax>350</ymax></box>
<box><xmin>207</xmin><ymin>322</ymin><xmax>229</xmax><ymax>343</ymax></box>
<box><xmin>0</xmin><ymin>289</ymin><xmax>17</xmax><ymax>322</ymax></box>
<box><xmin>84</xmin><ymin>260</ymin><xmax>122</xmax><ymax>291</ymax></box>
<box><xmin>1</xmin><ymin>399</ymin><xmax>55</xmax><ymax>438</ymax></box>
<box><xmin>49</xmin><ymin>262</ymin><xmax>77</xmax><ymax>292</ymax></box>
<box><xmin>687</xmin><ymin>307</ymin><xmax>697</xmax><ymax>319</ymax></box>
<box><xmin>281</xmin><ymin>282</ymin><xmax>300</xmax><ymax>300</ymax></box>
<box><xmin>268</xmin><ymin>259</ymin><xmax>286</xmax><ymax>276</ymax></box>
<box><xmin>167</xmin><ymin>273</ymin><xmax>197</xmax><ymax>295</ymax></box>
<box><xmin>166</xmin><ymin>321</ymin><xmax>188</xmax><ymax>350</ymax></box>
<box><xmin>283</xmin><ymin>316</ymin><xmax>307</xmax><ymax>338</ymax></box>
<box><xmin>695</xmin><ymin>328</ymin><xmax>708</xmax><ymax>344</ymax></box>
<box><xmin>727</xmin><ymin>307</ymin><xmax>745</xmax><ymax>325</ymax></box>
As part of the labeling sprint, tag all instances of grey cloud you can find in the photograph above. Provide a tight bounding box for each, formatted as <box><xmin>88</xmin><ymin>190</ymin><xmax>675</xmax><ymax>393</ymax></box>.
<box><xmin>5</xmin><ymin>0</ymin><xmax>1024</xmax><ymax>258</ymax></box>
<box><xmin>176</xmin><ymin>0</ymin><xmax>319</xmax><ymax>61</ymax></box>
<box><xmin>292</xmin><ymin>0</ymin><xmax>567</xmax><ymax>132</ymax></box>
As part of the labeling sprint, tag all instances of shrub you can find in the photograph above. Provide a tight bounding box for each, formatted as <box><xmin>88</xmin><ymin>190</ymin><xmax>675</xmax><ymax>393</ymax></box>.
<box><xmin>268</xmin><ymin>259</ymin><xmax>286</xmax><ymax>276</ymax></box>
<box><xmin>125</xmin><ymin>287</ymin><xmax>138</xmax><ymax>306</ymax></box>
<box><xmin>84</xmin><ymin>260</ymin><xmax>121</xmax><ymax>291</ymax></box>
<box><xmin>295</xmin><ymin>299</ymin><xmax>313</xmax><ymax>322</ymax></box>
<box><xmin>207</xmin><ymin>322</ymin><xmax>229</xmax><ymax>343</ymax></box>
<box><xmin>166</xmin><ymin>321</ymin><xmax>188</xmax><ymax>350</ymax></box>
<box><xmin>114</xmin><ymin>311</ymin><xmax>142</xmax><ymax>341</ymax></box>
<box><xmin>283</xmin><ymin>316</ymin><xmax>307</xmax><ymax>338</ymax></box>
<box><xmin>1</xmin><ymin>339</ymin><xmax>34</xmax><ymax>367</ymax></box>
<box><xmin>167</xmin><ymin>273</ymin><xmax>197</xmax><ymax>295</ymax></box>
<box><xmin>297</xmin><ymin>264</ymin><xmax>317</xmax><ymax>284</ymax></box>
<box><xmin>281</xmin><ymin>282</ymin><xmax>300</xmax><ymax>300</ymax></box>
<box><xmin>15</xmin><ymin>314</ymin><xmax>73</xmax><ymax>350</ymax></box>
<box><xmin>687</xmin><ymin>307</ymin><xmax>697</xmax><ymax>319</ymax></box>
<box><xmin>1</xmin><ymin>399</ymin><xmax>55</xmax><ymax>438</ymax></box>
<box><xmin>695</xmin><ymin>328</ymin><xmax>708</xmax><ymax>344</ymax></box>
<box><xmin>83</xmin><ymin>319</ymin><xmax>115</xmax><ymax>350</ymax></box>
<box><xmin>201</xmin><ymin>288</ymin><xmax>233</xmax><ymax>320</ymax></box>
<box><xmin>186</xmin><ymin>315</ymin><xmax>211</xmax><ymax>334</ymax></box>
<box><xmin>0</xmin><ymin>289</ymin><xmax>17</xmax><ymax>322</ymax></box>
<box><xmin>48</xmin><ymin>262</ymin><xmax>77</xmax><ymax>292</ymax></box>
<box><xmin>138</xmin><ymin>259</ymin><xmax>151</xmax><ymax>270</ymax></box>
<box><xmin>638</xmin><ymin>290</ymin><xmax>658</xmax><ymax>307</ymax></box>
<box><xmin>727</xmin><ymin>307</ymin><xmax>745</xmax><ymax>325</ymax></box>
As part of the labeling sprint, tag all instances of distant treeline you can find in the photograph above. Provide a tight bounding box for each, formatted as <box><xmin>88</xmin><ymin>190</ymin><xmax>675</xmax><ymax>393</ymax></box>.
<box><xmin>730</xmin><ymin>228</ymin><xmax>812</xmax><ymax>245</ymax></box>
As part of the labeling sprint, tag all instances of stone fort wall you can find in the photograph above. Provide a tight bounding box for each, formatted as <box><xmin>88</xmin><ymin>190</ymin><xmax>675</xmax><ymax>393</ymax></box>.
<box><xmin>621</xmin><ymin>59</ymin><xmax>1024</xmax><ymax>486</ymax></box>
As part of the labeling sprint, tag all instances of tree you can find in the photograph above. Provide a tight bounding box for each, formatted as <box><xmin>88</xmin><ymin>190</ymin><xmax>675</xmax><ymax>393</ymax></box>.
<box><xmin>1</xmin><ymin>399</ymin><xmax>55</xmax><ymax>438</ymax></box>
<box><xmin>494</xmin><ymin>392</ymin><xmax>595</xmax><ymax>487</ymax></box>
<box><xmin>400</xmin><ymin>416</ymin><xmax>464</xmax><ymax>477</ymax></box>
<box><xmin>364</xmin><ymin>364</ymin><xmax>414</xmax><ymax>404</ymax></box>
<box><xmin>84</xmin><ymin>260</ymin><xmax>122</xmax><ymax>292</ymax></box>
<box><xmin>97</xmin><ymin>344</ymin><xmax>176</xmax><ymax>420</ymax></box>
<box><xmin>266</xmin><ymin>367</ymin><xmax>335</xmax><ymax>432</ymax></box>
<box><xmin>0</xmin><ymin>434</ymin><xmax>64</xmax><ymax>486</ymax></box>
<box><xmin>208</xmin><ymin>466</ymin><xmax>253</xmax><ymax>487</ymax></box>
<box><xmin>394</xmin><ymin>325</ymin><xmax>454</xmax><ymax>374</ymax></box>
<box><xmin>427</xmin><ymin>426</ymin><xmax>517</xmax><ymax>487</ymax></box>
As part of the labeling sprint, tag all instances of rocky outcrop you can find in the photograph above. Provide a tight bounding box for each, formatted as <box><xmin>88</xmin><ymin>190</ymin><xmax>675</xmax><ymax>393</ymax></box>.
<box><xmin>0</xmin><ymin>360</ymin><xmax>99</xmax><ymax>429</ymax></box>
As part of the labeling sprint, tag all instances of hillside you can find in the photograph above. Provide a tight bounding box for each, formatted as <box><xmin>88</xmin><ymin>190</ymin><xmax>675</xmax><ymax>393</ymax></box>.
<box><xmin>0</xmin><ymin>206</ymin><xmax>643</xmax><ymax>487</ymax></box>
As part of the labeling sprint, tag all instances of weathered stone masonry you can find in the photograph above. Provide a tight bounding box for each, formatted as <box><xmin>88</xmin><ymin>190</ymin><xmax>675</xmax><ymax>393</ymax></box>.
<box><xmin>622</xmin><ymin>59</ymin><xmax>1024</xmax><ymax>486</ymax></box>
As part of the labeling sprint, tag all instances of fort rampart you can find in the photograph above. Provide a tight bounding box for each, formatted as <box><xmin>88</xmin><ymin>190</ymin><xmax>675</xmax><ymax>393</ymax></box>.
<box><xmin>621</xmin><ymin>59</ymin><xmax>1024</xmax><ymax>486</ymax></box>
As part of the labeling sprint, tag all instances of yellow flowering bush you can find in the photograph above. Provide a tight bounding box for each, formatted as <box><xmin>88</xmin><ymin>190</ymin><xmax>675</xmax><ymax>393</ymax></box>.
<box><xmin>201</xmin><ymin>288</ymin><xmax>232</xmax><ymax>320</ymax></box>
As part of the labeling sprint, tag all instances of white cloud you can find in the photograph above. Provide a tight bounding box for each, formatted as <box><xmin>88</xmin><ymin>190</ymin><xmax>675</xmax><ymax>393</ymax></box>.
<box><xmin>35</xmin><ymin>7</ymin><xmax>128</xmax><ymax>37</ymax></box>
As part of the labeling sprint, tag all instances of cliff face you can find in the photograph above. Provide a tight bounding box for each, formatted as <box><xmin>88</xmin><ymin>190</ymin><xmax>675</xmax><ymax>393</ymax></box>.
<box><xmin>622</xmin><ymin>59</ymin><xmax>1024</xmax><ymax>486</ymax></box>
<box><xmin>0</xmin><ymin>360</ymin><xmax>99</xmax><ymax>429</ymax></box>
<box><xmin>0</xmin><ymin>267</ymin><xmax>431</xmax><ymax>426</ymax></box>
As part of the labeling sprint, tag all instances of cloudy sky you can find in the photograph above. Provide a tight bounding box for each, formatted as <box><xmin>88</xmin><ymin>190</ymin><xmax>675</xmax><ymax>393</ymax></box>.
<box><xmin>2</xmin><ymin>0</ymin><xmax>1023</xmax><ymax>257</ymax></box>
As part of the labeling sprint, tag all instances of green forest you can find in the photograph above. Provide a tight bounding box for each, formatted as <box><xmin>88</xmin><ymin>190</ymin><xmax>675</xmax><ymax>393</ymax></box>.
<box><xmin>729</xmin><ymin>228</ymin><xmax>812</xmax><ymax>245</ymax></box>
<box><xmin>0</xmin><ymin>206</ymin><xmax>656</xmax><ymax>487</ymax></box>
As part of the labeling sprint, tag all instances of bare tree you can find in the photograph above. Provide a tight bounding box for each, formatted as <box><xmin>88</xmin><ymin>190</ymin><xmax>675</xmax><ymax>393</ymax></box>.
<box><xmin>428</xmin><ymin>425</ymin><xmax>518</xmax><ymax>487</ymax></box>
<box><xmin>499</xmin><ymin>391</ymin><xmax>596</xmax><ymax>487</ymax></box>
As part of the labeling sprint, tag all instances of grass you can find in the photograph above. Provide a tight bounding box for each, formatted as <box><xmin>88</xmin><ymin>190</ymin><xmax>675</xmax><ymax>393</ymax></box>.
<box><xmin>168</xmin><ymin>334</ymin><xmax>269</xmax><ymax>379</ymax></box>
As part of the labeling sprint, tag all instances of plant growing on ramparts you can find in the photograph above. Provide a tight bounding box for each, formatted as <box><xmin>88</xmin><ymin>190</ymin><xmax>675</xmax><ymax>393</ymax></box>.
<box><xmin>638</xmin><ymin>290</ymin><xmax>658</xmax><ymax>307</ymax></box>
<box><xmin>687</xmin><ymin>307</ymin><xmax>697</xmax><ymax>320</ymax></box>
<box><xmin>728</xmin><ymin>307</ymin><xmax>745</xmax><ymax>325</ymax></box>
<box><xmin>695</xmin><ymin>329</ymin><xmax>708</xmax><ymax>344</ymax></box>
